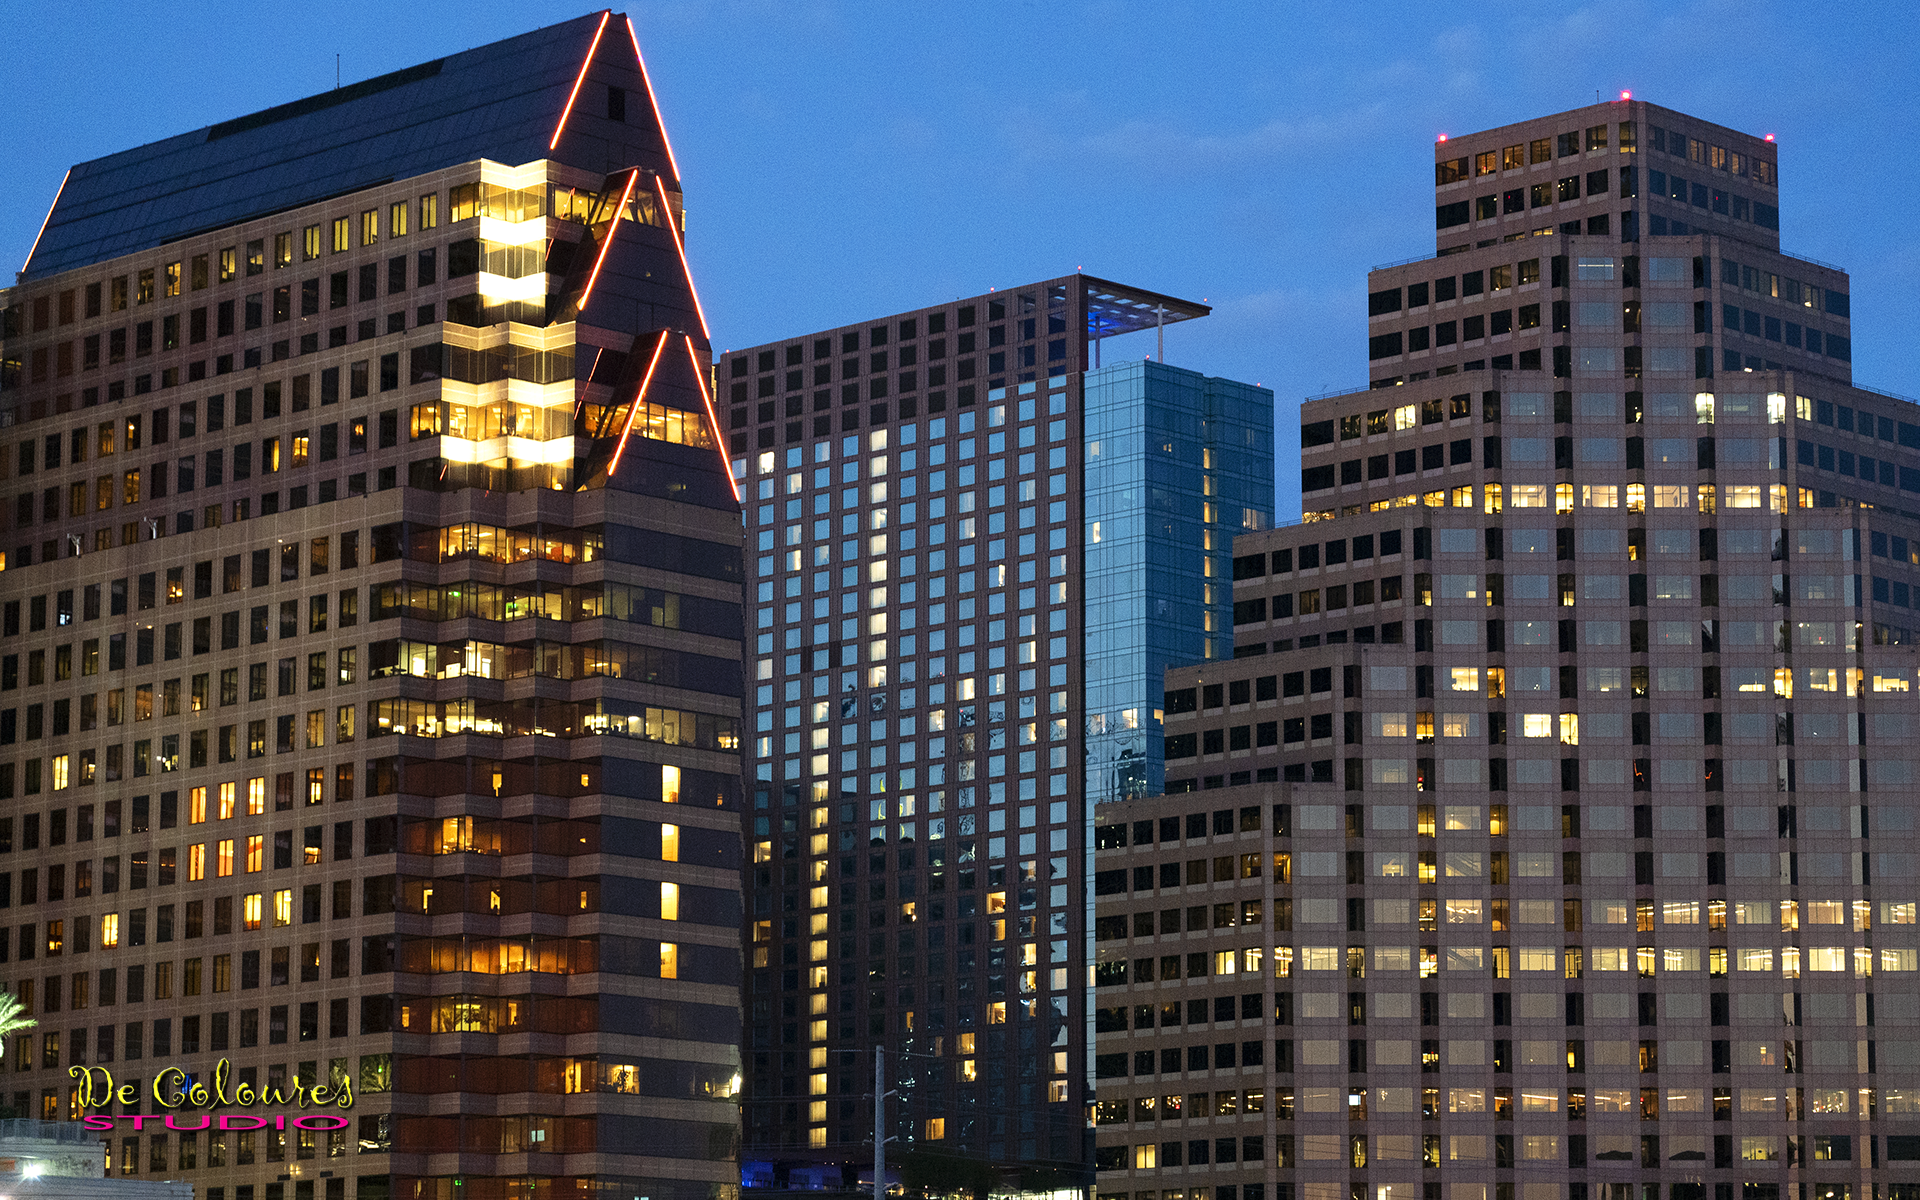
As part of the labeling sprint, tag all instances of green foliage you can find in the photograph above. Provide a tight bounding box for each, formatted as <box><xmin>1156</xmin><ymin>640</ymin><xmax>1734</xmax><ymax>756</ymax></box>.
<box><xmin>0</xmin><ymin>992</ymin><xmax>35</xmax><ymax>1042</ymax></box>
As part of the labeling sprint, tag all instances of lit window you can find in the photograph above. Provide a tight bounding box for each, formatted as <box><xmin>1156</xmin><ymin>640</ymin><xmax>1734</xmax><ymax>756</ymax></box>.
<box><xmin>245</xmin><ymin>834</ymin><xmax>264</xmax><ymax>873</ymax></box>
<box><xmin>273</xmin><ymin>889</ymin><xmax>293</xmax><ymax>927</ymax></box>
<box><xmin>243</xmin><ymin>893</ymin><xmax>263</xmax><ymax>930</ymax></box>
<box><xmin>189</xmin><ymin>787</ymin><xmax>207</xmax><ymax>824</ymax></box>
<box><xmin>361</xmin><ymin>209</ymin><xmax>379</xmax><ymax>245</ymax></box>
<box><xmin>661</xmin><ymin>824</ymin><xmax>679</xmax><ymax>862</ymax></box>
<box><xmin>661</xmin><ymin>882</ymin><xmax>679</xmax><ymax>921</ymax></box>
<box><xmin>101</xmin><ymin>914</ymin><xmax>120</xmax><ymax>947</ymax></box>
<box><xmin>217</xmin><ymin>840</ymin><xmax>235</xmax><ymax>877</ymax></box>
<box><xmin>659</xmin><ymin>942</ymin><xmax>678</xmax><ymax>979</ymax></box>
<box><xmin>188</xmin><ymin>845</ymin><xmax>206</xmax><ymax>881</ymax></box>
<box><xmin>247</xmin><ymin>777</ymin><xmax>265</xmax><ymax>815</ymax></box>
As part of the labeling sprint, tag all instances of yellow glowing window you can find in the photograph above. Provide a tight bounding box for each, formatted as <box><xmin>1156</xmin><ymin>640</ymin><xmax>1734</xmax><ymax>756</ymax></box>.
<box><xmin>273</xmin><ymin>889</ymin><xmax>293</xmax><ymax>927</ymax></box>
<box><xmin>248</xmin><ymin>777</ymin><xmax>266</xmax><ymax>815</ymax></box>
<box><xmin>188</xmin><ymin>845</ymin><xmax>206</xmax><ymax>881</ymax></box>
<box><xmin>245</xmin><ymin>835</ymin><xmax>263</xmax><ymax>873</ymax></box>
<box><xmin>659</xmin><ymin>942</ymin><xmax>678</xmax><ymax>979</ymax></box>
<box><xmin>660</xmin><ymin>882</ymin><xmax>679</xmax><ymax>921</ymax></box>
<box><xmin>216</xmin><ymin>840</ymin><xmax>235</xmax><ymax>877</ymax></box>
<box><xmin>101</xmin><ymin>914</ymin><xmax>120</xmax><ymax>947</ymax></box>
<box><xmin>189</xmin><ymin>787</ymin><xmax>208</xmax><ymax>824</ymax></box>
<box><xmin>661</xmin><ymin>824</ymin><xmax>679</xmax><ymax>862</ymax></box>
<box><xmin>1448</xmin><ymin>668</ymin><xmax>1479</xmax><ymax>692</ymax></box>
<box><xmin>243</xmin><ymin>893</ymin><xmax>263</xmax><ymax>930</ymax></box>
<box><xmin>662</xmin><ymin>764</ymin><xmax>681</xmax><ymax>804</ymax></box>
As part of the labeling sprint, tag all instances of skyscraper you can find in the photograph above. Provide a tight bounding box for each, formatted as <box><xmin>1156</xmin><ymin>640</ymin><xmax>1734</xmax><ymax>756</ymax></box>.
<box><xmin>0</xmin><ymin>13</ymin><xmax>744</xmax><ymax>1200</ymax></box>
<box><xmin>728</xmin><ymin>277</ymin><xmax>1273</xmax><ymax>1183</ymax></box>
<box><xmin>1092</xmin><ymin>99</ymin><xmax>1920</xmax><ymax>1200</ymax></box>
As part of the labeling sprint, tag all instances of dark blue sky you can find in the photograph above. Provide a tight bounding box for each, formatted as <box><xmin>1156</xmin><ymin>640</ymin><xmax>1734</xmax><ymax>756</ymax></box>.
<box><xmin>7</xmin><ymin>1</ymin><xmax>1916</xmax><ymax>516</ymax></box>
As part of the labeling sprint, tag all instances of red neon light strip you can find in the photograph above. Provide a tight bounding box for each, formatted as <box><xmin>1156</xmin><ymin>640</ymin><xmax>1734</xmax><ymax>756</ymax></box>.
<box><xmin>549</xmin><ymin>10</ymin><xmax>612</xmax><ymax>152</ymax></box>
<box><xmin>576</xmin><ymin>169</ymin><xmax>639</xmax><ymax>315</ymax></box>
<box><xmin>22</xmin><ymin>168</ymin><xmax>71</xmax><ymax>273</ymax></box>
<box><xmin>608</xmin><ymin>330</ymin><xmax>670</xmax><ymax>478</ymax></box>
<box><xmin>685</xmin><ymin>334</ymin><xmax>740</xmax><ymax>502</ymax></box>
<box><xmin>626</xmin><ymin>16</ymin><xmax>682</xmax><ymax>183</ymax></box>
<box><xmin>653</xmin><ymin>174</ymin><xmax>710</xmax><ymax>340</ymax></box>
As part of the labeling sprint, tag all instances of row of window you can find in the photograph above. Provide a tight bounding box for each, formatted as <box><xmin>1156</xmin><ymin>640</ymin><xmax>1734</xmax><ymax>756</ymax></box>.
<box><xmin>8</xmin><ymin>395</ymin><xmax>400</xmax><ymax>483</ymax></box>
<box><xmin>1438</xmin><ymin>171</ymin><xmax>1636</xmax><ymax>232</ymax></box>
<box><xmin>1370</xmin><ymin>266</ymin><xmax>1551</xmax><ymax>317</ymax></box>
<box><xmin>7</xmin><ymin>247</ymin><xmax>452</xmax><ymax>396</ymax></box>
<box><xmin>732</xmin><ymin>295</ymin><xmax>1045</xmax><ymax>381</ymax></box>
<box><xmin>9</xmin><ymin>192</ymin><xmax>442</xmax><ymax>336</ymax></box>
<box><xmin>1</xmin><ymin>556</ymin><xmax>363</xmax><ymax>654</ymax></box>
<box><xmin>1303</xmin><ymin>433</ymin><xmax>1837</xmax><ymax>492</ymax></box>
<box><xmin>1437</xmin><ymin>124</ymin><xmax>1639</xmax><ymax>185</ymax></box>
<box><xmin>9</xmin><ymin>429</ymin><xmax>392</xmax><ymax>533</ymax></box>
<box><xmin>20</xmin><ymin>249</ymin><xmax>438</xmax><ymax>370</ymax></box>
<box><xmin>1437</xmin><ymin>123</ymin><xmax>1776</xmax><ymax>192</ymax></box>
<box><xmin>1644</xmin><ymin>170</ymin><xmax>1779</xmax><ymax>232</ymax></box>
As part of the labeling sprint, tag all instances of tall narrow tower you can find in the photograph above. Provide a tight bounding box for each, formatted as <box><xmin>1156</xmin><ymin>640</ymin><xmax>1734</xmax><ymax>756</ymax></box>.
<box><xmin>728</xmin><ymin>278</ymin><xmax>1274</xmax><ymax>1184</ymax></box>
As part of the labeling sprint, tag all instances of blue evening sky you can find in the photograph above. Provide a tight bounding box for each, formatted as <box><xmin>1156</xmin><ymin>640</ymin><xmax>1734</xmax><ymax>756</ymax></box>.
<box><xmin>5</xmin><ymin>1</ymin><xmax>1915</xmax><ymax>516</ymax></box>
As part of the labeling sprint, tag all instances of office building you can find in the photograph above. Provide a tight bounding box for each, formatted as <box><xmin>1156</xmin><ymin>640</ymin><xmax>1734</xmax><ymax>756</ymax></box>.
<box><xmin>1092</xmin><ymin>100</ymin><xmax>1920</xmax><ymax>1200</ymax></box>
<box><xmin>0</xmin><ymin>12</ymin><xmax>744</xmax><ymax>1200</ymax></box>
<box><xmin>728</xmin><ymin>277</ymin><xmax>1273</xmax><ymax>1184</ymax></box>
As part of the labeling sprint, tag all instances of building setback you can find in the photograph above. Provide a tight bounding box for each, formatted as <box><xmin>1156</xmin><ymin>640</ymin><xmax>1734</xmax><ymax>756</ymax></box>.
<box><xmin>0</xmin><ymin>12</ymin><xmax>745</xmax><ymax>1200</ymax></box>
<box><xmin>1093</xmin><ymin>101</ymin><xmax>1920</xmax><ymax>1200</ymax></box>
<box><xmin>727</xmin><ymin>278</ymin><xmax>1274</xmax><ymax>1184</ymax></box>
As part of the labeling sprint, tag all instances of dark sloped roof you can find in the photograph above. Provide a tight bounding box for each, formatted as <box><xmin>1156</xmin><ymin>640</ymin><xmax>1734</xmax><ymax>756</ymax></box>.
<box><xmin>24</xmin><ymin>10</ymin><xmax>667</xmax><ymax>281</ymax></box>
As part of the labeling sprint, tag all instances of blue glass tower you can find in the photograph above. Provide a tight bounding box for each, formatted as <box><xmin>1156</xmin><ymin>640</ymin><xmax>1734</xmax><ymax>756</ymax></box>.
<box><xmin>1084</xmin><ymin>361</ymin><xmax>1276</xmax><ymax>805</ymax></box>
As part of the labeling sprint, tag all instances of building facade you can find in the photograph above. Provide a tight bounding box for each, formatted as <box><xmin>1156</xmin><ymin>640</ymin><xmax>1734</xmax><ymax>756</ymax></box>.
<box><xmin>0</xmin><ymin>13</ymin><xmax>744</xmax><ymax>1200</ymax></box>
<box><xmin>1094</xmin><ymin>102</ymin><xmax>1920</xmax><ymax>1200</ymax></box>
<box><xmin>726</xmin><ymin>279</ymin><xmax>1273</xmax><ymax>1183</ymax></box>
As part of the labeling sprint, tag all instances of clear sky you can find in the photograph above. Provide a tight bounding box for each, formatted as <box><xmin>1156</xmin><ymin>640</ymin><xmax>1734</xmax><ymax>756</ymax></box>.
<box><xmin>5</xmin><ymin>0</ymin><xmax>1916</xmax><ymax>516</ymax></box>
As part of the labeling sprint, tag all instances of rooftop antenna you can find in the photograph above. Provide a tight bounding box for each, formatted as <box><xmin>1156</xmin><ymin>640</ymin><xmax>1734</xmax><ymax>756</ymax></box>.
<box><xmin>336</xmin><ymin>54</ymin><xmax>341</xmax><ymax>89</ymax></box>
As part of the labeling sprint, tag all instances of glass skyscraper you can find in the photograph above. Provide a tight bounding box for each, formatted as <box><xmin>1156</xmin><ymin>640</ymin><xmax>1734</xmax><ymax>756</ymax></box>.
<box><xmin>728</xmin><ymin>277</ymin><xmax>1272</xmax><ymax>1186</ymax></box>
<box><xmin>1084</xmin><ymin>362</ymin><xmax>1275</xmax><ymax>806</ymax></box>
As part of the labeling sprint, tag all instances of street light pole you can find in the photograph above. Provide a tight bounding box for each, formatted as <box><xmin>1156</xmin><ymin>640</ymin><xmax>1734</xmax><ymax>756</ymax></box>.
<box><xmin>874</xmin><ymin>1051</ymin><xmax>885</xmax><ymax>1200</ymax></box>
